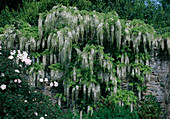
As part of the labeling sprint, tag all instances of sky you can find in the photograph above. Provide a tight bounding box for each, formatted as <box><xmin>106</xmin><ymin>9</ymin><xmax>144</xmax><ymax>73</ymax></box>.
<box><xmin>151</xmin><ymin>0</ymin><xmax>160</xmax><ymax>5</ymax></box>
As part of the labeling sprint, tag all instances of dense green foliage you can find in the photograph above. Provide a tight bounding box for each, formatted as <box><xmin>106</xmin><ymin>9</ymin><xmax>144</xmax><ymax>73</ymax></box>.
<box><xmin>85</xmin><ymin>94</ymin><xmax>162</xmax><ymax>119</ymax></box>
<box><xmin>0</xmin><ymin>43</ymin><xmax>161</xmax><ymax>118</ymax></box>
<box><xmin>0</xmin><ymin>0</ymin><xmax>169</xmax><ymax>35</ymax></box>
<box><xmin>137</xmin><ymin>95</ymin><xmax>162</xmax><ymax>119</ymax></box>
<box><xmin>87</xmin><ymin>97</ymin><xmax>139</xmax><ymax>119</ymax></box>
<box><xmin>0</xmin><ymin>0</ymin><xmax>167</xmax><ymax>118</ymax></box>
<box><xmin>0</xmin><ymin>44</ymin><xmax>61</xmax><ymax>118</ymax></box>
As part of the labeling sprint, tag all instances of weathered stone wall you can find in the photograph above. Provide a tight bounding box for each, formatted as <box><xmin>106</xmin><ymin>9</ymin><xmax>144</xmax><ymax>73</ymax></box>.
<box><xmin>146</xmin><ymin>50</ymin><xmax>170</xmax><ymax>118</ymax></box>
<box><xmin>42</xmin><ymin>49</ymin><xmax>170</xmax><ymax>118</ymax></box>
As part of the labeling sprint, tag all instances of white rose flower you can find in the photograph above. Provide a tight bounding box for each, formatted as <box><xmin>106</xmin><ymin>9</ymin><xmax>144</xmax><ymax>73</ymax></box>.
<box><xmin>44</xmin><ymin>78</ymin><xmax>48</xmax><ymax>82</ymax></box>
<box><xmin>34</xmin><ymin>112</ymin><xmax>38</xmax><ymax>116</ymax></box>
<box><xmin>17</xmin><ymin>50</ymin><xmax>21</xmax><ymax>54</ymax></box>
<box><xmin>1</xmin><ymin>73</ymin><xmax>4</xmax><ymax>76</ymax></box>
<box><xmin>17</xmin><ymin>53</ymin><xmax>23</xmax><ymax>60</ymax></box>
<box><xmin>14</xmin><ymin>79</ymin><xmax>18</xmax><ymax>83</ymax></box>
<box><xmin>10</xmin><ymin>50</ymin><xmax>16</xmax><ymax>55</ymax></box>
<box><xmin>50</xmin><ymin>82</ymin><xmax>53</xmax><ymax>87</ymax></box>
<box><xmin>25</xmin><ymin>58</ymin><xmax>32</xmax><ymax>65</ymax></box>
<box><xmin>22</xmin><ymin>51</ymin><xmax>28</xmax><ymax>62</ymax></box>
<box><xmin>1</xmin><ymin>84</ymin><xmax>6</xmax><ymax>90</ymax></box>
<box><xmin>21</xmin><ymin>56</ymin><xmax>27</xmax><ymax>62</ymax></box>
<box><xmin>15</xmin><ymin>69</ymin><xmax>20</xmax><ymax>73</ymax></box>
<box><xmin>8</xmin><ymin>55</ymin><xmax>14</xmax><ymax>60</ymax></box>
<box><xmin>23</xmin><ymin>51</ymin><xmax>28</xmax><ymax>55</ymax></box>
<box><xmin>18</xmin><ymin>79</ymin><xmax>22</xmax><ymax>83</ymax></box>
<box><xmin>39</xmin><ymin>78</ymin><xmax>44</xmax><ymax>82</ymax></box>
<box><xmin>54</xmin><ymin>81</ymin><xmax>58</xmax><ymax>87</ymax></box>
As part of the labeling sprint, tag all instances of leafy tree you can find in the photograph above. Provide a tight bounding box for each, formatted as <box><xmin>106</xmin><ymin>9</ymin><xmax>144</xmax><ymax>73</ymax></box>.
<box><xmin>0</xmin><ymin>0</ymin><xmax>169</xmax><ymax>34</ymax></box>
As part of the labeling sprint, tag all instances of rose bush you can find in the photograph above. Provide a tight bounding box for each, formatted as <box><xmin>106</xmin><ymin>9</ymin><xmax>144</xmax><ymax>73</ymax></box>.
<box><xmin>0</xmin><ymin>44</ymin><xmax>62</xmax><ymax>118</ymax></box>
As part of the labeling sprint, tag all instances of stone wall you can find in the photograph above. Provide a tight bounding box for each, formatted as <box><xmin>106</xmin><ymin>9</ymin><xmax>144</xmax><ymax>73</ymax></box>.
<box><xmin>146</xmin><ymin>50</ymin><xmax>170</xmax><ymax>118</ymax></box>
<box><xmin>42</xmin><ymin>49</ymin><xmax>170</xmax><ymax>118</ymax></box>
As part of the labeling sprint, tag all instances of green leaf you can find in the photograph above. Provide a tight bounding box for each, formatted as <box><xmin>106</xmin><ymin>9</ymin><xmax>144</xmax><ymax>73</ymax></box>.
<box><xmin>63</xmin><ymin>97</ymin><xmax>66</xmax><ymax>102</ymax></box>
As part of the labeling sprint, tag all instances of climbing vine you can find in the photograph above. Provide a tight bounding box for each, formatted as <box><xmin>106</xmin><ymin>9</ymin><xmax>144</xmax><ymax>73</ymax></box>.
<box><xmin>0</xmin><ymin>5</ymin><xmax>169</xmax><ymax>115</ymax></box>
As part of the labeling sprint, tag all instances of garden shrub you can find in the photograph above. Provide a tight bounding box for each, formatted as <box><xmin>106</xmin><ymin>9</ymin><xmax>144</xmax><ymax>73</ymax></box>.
<box><xmin>137</xmin><ymin>94</ymin><xmax>162</xmax><ymax>119</ymax></box>
<box><xmin>0</xmin><ymin>44</ymin><xmax>62</xmax><ymax>119</ymax></box>
<box><xmin>83</xmin><ymin>94</ymin><xmax>162</xmax><ymax>119</ymax></box>
<box><xmin>86</xmin><ymin>96</ymin><xmax>139</xmax><ymax>119</ymax></box>
<box><xmin>0</xmin><ymin>6</ymin><xmax>19</xmax><ymax>28</ymax></box>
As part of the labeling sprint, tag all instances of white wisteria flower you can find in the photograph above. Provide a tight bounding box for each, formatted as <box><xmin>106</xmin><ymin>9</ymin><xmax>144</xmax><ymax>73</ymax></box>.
<box><xmin>15</xmin><ymin>69</ymin><xmax>20</xmax><ymax>73</ymax></box>
<box><xmin>44</xmin><ymin>114</ymin><xmax>47</xmax><ymax>116</ymax></box>
<box><xmin>68</xmin><ymin>31</ymin><xmax>72</xmax><ymax>38</ymax></box>
<box><xmin>1</xmin><ymin>84</ymin><xmax>6</xmax><ymax>90</ymax></box>
<box><xmin>8</xmin><ymin>55</ymin><xmax>14</xmax><ymax>60</ymax></box>
<box><xmin>76</xmin><ymin>85</ymin><xmax>79</xmax><ymax>90</ymax></box>
<box><xmin>39</xmin><ymin>78</ymin><xmax>44</xmax><ymax>82</ymax></box>
<box><xmin>40</xmin><ymin>117</ymin><xmax>45</xmax><ymax>119</ymax></box>
<box><xmin>24</xmin><ymin>100</ymin><xmax>27</xmax><ymax>102</ymax></box>
<box><xmin>0</xmin><ymin>52</ymin><xmax>2</xmax><ymax>54</ymax></box>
